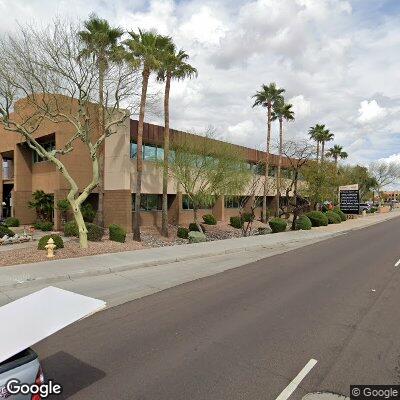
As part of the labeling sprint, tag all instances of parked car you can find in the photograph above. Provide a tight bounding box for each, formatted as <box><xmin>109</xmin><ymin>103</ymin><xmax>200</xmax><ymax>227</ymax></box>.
<box><xmin>0</xmin><ymin>348</ymin><xmax>43</xmax><ymax>399</ymax></box>
<box><xmin>359</xmin><ymin>203</ymin><xmax>371</xmax><ymax>212</ymax></box>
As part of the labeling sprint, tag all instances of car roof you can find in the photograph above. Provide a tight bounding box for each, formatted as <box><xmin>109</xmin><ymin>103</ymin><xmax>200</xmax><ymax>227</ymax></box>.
<box><xmin>0</xmin><ymin>287</ymin><xmax>105</xmax><ymax>364</ymax></box>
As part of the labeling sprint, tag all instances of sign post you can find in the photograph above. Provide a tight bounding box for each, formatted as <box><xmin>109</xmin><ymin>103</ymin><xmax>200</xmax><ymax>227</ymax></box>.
<box><xmin>339</xmin><ymin>184</ymin><xmax>360</xmax><ymax>215</ymax></box>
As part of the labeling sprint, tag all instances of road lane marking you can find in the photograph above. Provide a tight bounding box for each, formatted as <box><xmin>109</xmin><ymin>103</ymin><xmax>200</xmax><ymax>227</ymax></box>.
<box><xmin>395</xmin><ymin>259</ymin><xmax>400</xmax><ymax>267</ymax></box>
<box><xmin>275</xmin><ymin>359</ymin><xmax>318</xmax><ymax>400</ymax></box>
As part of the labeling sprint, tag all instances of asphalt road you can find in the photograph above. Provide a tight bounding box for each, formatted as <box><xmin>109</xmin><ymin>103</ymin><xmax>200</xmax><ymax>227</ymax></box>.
<box><xmin>36</xmin><ymin>216</ymin><xmax>400</xmax><ymax>399</ymax></box>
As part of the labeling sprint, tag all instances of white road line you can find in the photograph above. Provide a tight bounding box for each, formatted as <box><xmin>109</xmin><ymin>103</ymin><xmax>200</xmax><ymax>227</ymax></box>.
<box><xmin>275</xmin><ymin>359</ymin><xmax>318</xmax><ymax>400</ymax></box>
<box><xmin>395</xmin><ymin>259</ymin><xmax>400</xmax><ymax>267</ymax></box>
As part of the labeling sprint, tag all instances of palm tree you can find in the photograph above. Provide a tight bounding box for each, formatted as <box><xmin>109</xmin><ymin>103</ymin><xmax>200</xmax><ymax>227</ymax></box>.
<box><xmin>319</xmin><ymin>128</ymin><xmax>334</xmax><ymax>163</ymax></box>
<box><xmin>308</xmin><ymin>124</ymin><xmax>326</xmax><ymax>162</ymax></box>
<box><xmin>79</xmin><ymin>14</ymin><xmax>123</xmax><ymax>227</ymax></box>
<box><xmin>124</xmin><ymin>30</ymin><xmax>170</xmax><ymax>241</ymax></box>
<box><xmin>272</xmin><ymin>100</ymin><xmax>295</xmax><ymax>216</ymax></box>
<box><xmin>157</xmin><ymin>42</ymin><xmax>198</xmax><ymax>237</ymax></box>
<box><xmin>252</xmin><ymin>83</ymin><xmax>285</xmax><ymax>222</ymax></box>
<box><xmin>326</xmin><ymin>144</ymin><xmax>348</xmax><ymax>166</ymax></box>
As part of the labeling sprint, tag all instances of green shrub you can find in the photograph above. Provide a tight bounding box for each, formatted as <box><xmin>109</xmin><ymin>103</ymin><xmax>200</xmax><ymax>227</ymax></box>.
<box><xmin>188</xmin><ymin>231</ymin><xmax>207</xmax><ymax>243</ymax></box>
<box><xmin>86</xmin><ymin>223</ymin><xmax>104</xmax><ymax>242</ymax></box>
<box><xmin>269</xmin><ymin>217</ymin><xmax>287</xmax><ymax>233</ymax></box>
<box><xmin>202</xmin><ymin>214</ymin><xmax>217</xmax><ymax>225</ymax></box>
<box><xmin>39</xmin><ymin>221</ymin><xmax>53</xmax><ymax>232</ymax></box>
<box><xmin>64</xmin><ymin>221</ymin><xmax>79</xmax><ymax>237</ymax></box>
<box><xmin>109</xmin><ymin>224</ymin><xmax>126</xmax><ymax>243</ymax></box>
<box><xmin>189</xmin><ymin>222</ymin><xmax>206</xmax><ymax>233</ymax></box>
<box><xmin>242</xmin><ymin>212</ymin><xmax>255</xmax><ymax>223</ymax></box>
<box><xmin>295</xmin><ymin>215</ymin><xmax>312</xmax><ymax>230</ymax></box>
<box><xmin>0</xmin><ymin>225</ymin><xmax>15</xmax><ymax>237</ymax></box>
<box><xmin>370</xmin><ymin>206</ymin><xmax>378</xmax><ymax>213</ymax></box>
<box><xmin>4</xmin><ymin>217</ymin><xmax>19</xmax><ymax>227</ymax></box>
<box><xmin>37</xmin><ymin>234</ymin><xmax>64</xmax><ymax>250</ymax></box>
<box><xmin>56</xmin><ymin>199</ymin><xmax>70</xmax><ymax>212</ymax></box>
<box><xmin>230</xmin><ymin>216</ymin><xmax>243</xmax><ymax>229</ymax></box>
<box><xmin>33</xmin><ymin>221</ymin><xmax>42</xmax><ymax>230</ymax></box>
<box><xmin>306</xmin><ymin>211</ymin><xmax>329</xmax><ymax>227</ymax></box>
<box><xmin>177</xmin><ymin>227</ymin><xmax>189</xmax><ymax>239</ymax></box>
<box><xmin>81</xmin><ymin>203</ymin><xmax>96</xmax><ymax>223</ymax></box>
<box><xmin>325</xmin><ymin>210</ymin><xmax>341</xmax><ymax>224</ymax></box>
<box><xmin>333</xmin><ymin>207</ymin><xmax>346</xmax><ymax>221</ymax></box>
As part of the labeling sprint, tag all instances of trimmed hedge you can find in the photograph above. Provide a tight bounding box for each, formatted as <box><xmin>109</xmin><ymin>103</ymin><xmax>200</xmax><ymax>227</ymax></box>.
<box><xmin>0</xmin><ymin>225</ymin><xmax>15</xmax><ymax>237</ymax></box>
<box><xmin>202</xmin><ymin>214</ymin><xmax>217</xmax><ymax>225</ymax></box>
<box><xmin>86</xmin><ymin>223</ymin><xmax>104</xmax><ymax>242</ymax></box>
<box><xmin>64</xmin><ymin>221</ymin><xmax>79</xmax><ymax>237</ymax></box>
<box><xmin>325</xmin><ymin>210</ymin><xmax>341</xmax><ymax>224</ymax></box>
<box><xmin>4</xmin><ymin>217</ymin><xmax>19</xmax><ymax>227</ymax></box>
<box><xmin>189</xmin><ymin>222</ymin><xmax>206</xmax><ymax>233</ymax></box>
<box><xmin>269</xmin><ymin>217</ymin><xmax>287</xmax><ymax>233</ymax></box>
<box><xmin>333</xmin><ymin>207</ymin><xmax>346</xmax><ymax>221</ymax></box>
<box><xmin>109</xmin><ymin>224</ymin><xmax>126</xmax><ymax>243</ymax></box>
<box><xmin>230</xmin><ymin>216</ymin><xmax>243</xmax><ymax>229</ymax></box>
<box><xmin>306</xmin><ymin>211</ymin><xmax>329</xmax><ymax>227</ymax></box>
<box><xmin>177</xmin><ymin>227</ymin><xmax>189</xmax><ymax>239</ymax></box>
<box><xmin>38</xmin><ymin>234</ymin><xmax>64</xmax><ymax>250</ymax></box>
<box><xmin>295</xmin><ymin>215</ymin><xmax>312</xmax><ymax>230</ymax></box>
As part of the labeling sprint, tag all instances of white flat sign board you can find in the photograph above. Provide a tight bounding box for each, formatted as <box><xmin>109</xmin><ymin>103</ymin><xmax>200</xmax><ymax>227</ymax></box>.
<box><xmin>0</xmin><ymin>286</ymin><xmax>106</xmax><ymax>364</ymax></box>
<box><xmin>339</xmin><ymin>184</ymin><xmax>359</xmax><ymax>191</ymax></box>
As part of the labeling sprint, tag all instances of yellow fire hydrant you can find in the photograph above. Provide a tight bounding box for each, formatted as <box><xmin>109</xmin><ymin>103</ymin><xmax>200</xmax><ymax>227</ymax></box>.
<box><xmin>45</xmin><ymin>237</ymin><xmax>56</xmax><ymax>258</ymax></box>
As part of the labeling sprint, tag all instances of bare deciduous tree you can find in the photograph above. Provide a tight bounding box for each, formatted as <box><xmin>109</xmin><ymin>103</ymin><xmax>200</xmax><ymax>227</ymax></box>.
<box><xmin>369</xmin><ymin>161</ymin><xmax>400</xmax><ymax>202</ymax></box>
<box><xmin>280</xmin><ymin>139</ymin><xmax>314</xmax><ymax>229</ymax></box>
<box><xmin>0</xmin><ymin>21</ymin><xmax>140</xmax><ymax>248</ymax></box>
<box><xmin>167</xmin><ymin>128</ymin><xmax>251</xmax><ymax>233</ymax></box>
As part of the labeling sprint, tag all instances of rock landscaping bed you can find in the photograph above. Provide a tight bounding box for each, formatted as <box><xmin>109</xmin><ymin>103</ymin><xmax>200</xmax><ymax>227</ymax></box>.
<box><xmin>0</xmin><ymin>220</ymin><xmax>271</xmax><ymax>267</ymax></box>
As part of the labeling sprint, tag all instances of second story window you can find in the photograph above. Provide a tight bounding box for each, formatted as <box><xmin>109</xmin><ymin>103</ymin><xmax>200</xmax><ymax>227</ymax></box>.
<box><xmin>130</xmin><ymin>140</ymin><xmax>174</xmax><ymax>162</ymax></box>
<box><xmin>32</xmin><ymin>140</ymin><xmax>55</xmax><ymax>164</ymax></box>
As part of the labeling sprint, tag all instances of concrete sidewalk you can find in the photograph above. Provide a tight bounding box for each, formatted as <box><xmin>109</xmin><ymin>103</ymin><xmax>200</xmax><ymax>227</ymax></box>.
<box><xmin>0</xmin><ymin>210</ymin><xmax>399</xmax><ymax>291</ymax></box>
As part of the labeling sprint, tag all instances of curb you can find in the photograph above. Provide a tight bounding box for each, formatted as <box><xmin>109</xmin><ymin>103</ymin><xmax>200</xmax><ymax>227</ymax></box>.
<box><xmin>0</xmin><ymin>213</ymin><xmax>398</xmax><ymax>291</ymax></box>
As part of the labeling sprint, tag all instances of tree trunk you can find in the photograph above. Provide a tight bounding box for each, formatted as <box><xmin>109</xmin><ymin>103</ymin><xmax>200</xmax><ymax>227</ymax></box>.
<box><xmin>95</xmin><ymin>60</ymin><xmax>105</xmax><ymax>227</ymax></box>
<box><xmin>316</xmin><ymin>141</ymin><xmax>320</xmax><ymax>163</ymax></box>
<box><xmin>133</xmin><ymin>68</ymin><xmax>150</xmax><ymax>241</ymax></box>
<box><xmin>321</xmin><ymin>141</ymin><xmax>325</xmax><ymax>163</ymax></box>
<box><xmin>71</xmin><ymin>200</ymin><xmax>88</xmax><ymax>248</ymax></box>
<box><xmin>275</xmin><ymin>117</ymin><xmax>283</xmax><ymax>216</ymax></box>
<box><xmin>193</xmin><ymin>206</ymin><xmax>203</xmax><ymax>234</ymax></box>
<box><xmin>162</xmin><ymin>73</ymin><xmax>171</xmax><ymax>237</ymax></box>
<box><xmin>262</xmin><ymin>103</ymin><xmax>272</xmax><ymax>223</ymax></box>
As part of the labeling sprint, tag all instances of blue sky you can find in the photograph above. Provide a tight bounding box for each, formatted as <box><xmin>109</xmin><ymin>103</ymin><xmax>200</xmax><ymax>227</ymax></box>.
<box><xmin>0</xmin><ymin>0</ymin><xmax>399</xmax><ymax>167</ymax></box>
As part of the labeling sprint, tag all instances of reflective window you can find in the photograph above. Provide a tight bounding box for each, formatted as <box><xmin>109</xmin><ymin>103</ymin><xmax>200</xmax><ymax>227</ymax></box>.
<box><xmin>225</xmin><ymin>196</ymin><xmax>245</xmax><ymax>208</ymax></box>
<box><xmin>132</xmin><ymin>194</ymin><xmax>162</xmax><ymax>211</ymax></box>
<box><xmin>143</xmin><ymin>144</ymin><xmax>157</xmax><ymax>161</ymax></box>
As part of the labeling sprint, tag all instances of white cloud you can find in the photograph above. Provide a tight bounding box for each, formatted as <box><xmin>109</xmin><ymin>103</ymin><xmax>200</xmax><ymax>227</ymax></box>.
<box><xmin>288</xmin><ymin>95</ymin><xmax>311</xmax><ymax>119</ymax></box>
<box><xmin>357</xmin><ymin>100</ymin><xmax>387</xmax><ymax>123</ymax></box>
<box><xmin>379</xmin><ymin>153</ymin><xmax>400</xmax><ymax>164</ymax></box>
<box><xmin>0</xmin><ymin>0</ymin><xmax>399</xmax><ymax>166</ymax></box>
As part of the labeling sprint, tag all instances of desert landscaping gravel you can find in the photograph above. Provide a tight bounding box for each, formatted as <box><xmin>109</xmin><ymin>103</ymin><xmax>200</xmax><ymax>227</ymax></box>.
<box><xmin>0</xmin><ymin>221</ymin><xmax>269</xmax><ymax>267</ymax></box>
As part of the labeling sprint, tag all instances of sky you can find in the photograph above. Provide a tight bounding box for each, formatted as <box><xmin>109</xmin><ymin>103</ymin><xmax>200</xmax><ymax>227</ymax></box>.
<box><xmin>0</xmin><ymin>0</ymin><xmax>399</xmax><ymax>167</ymax></box>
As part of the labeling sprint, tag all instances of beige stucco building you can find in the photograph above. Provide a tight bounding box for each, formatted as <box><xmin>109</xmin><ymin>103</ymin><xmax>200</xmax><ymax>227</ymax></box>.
<box><xmin>0</xmin><ymin>96</ymin><xmax>294</xmax><ymax>232</ymax></box>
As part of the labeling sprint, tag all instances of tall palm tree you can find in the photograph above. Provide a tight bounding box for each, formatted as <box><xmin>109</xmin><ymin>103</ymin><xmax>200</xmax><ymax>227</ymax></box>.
<box><xmin>124</xmin><ymin>30</ymin><xmax>170</xmax><ymax>241</ymax></box>
<box><xmin>326</xmin><ymin>144</ymin><xmax>348</xmax><ymax>166</ymax></box>
<box><xmin>79</xmin><ymin>14</ymin><xmax>123</xmax><ymax>227</ymax></box>
<box><xmin>319</xmin><ymin>128</ymin><xmax>334</xmax><ymax>163</ymax></box>
<box><xmin>272</xmin><ymin>100</ymin><xmax>295</xmax><ymax>216</ymax></box>
<box><xmin>252</xmin><ymin>83</ymin><xmax>285</xmax><ymax>222</ymax></box>
<box><xmin>157</xmin><ymin>42</ymin><xmax>197</xmax><ymax>237</ymax></box>
<box><xmin>308</xmin><ymin>124</ymin><xmax>326</xmax><ymax>162</ymax></box>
